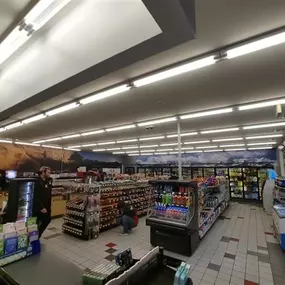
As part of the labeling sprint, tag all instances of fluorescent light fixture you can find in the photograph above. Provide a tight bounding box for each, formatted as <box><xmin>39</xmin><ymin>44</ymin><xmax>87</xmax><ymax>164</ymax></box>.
<box><xmin>247</xmin><ymin>142</ymin><xmax>276</xmax><ymax>146</ymax></box>
<box><xmin>160</xmin><ymin>143</ymin><xmax>177</xmax><ymax>146</ymax></box>
<box><xmin>212</xmin><ymin>137</ymin><xmax>243</xmax><ymax>142</ymax></box>
<box><xmin>201</xmin><ymin>127</ymin><xmax>239</xmax><ymax>134</ymax></box>
<box><xmin>64</xmin><ymin>148</ymin><xmax>81</xmax><ymax>151</ymax></box>
<box><xmin>184</xmin><ymin>140</ymin><xmax>210</xmax><ymax>145</ymax></box>
<box><xmin>203</xmin><ymin>149</ymin><xmax>224</xmax><ymax>152</ymax></box>
<box><xmin>122</xmin><ymin>146</ymin><xmax>138</xmax><ymax>150</ymax></box>
<box><xmin>167</xmin><ymin>132</ymin><xmax>198</xmax><ymax>138</ymax></box>
<box><xmin>139</xmin><ymin>136</ymin><xmax>165</xmax><ymax>141</ymax></box>
<box><xmin>156</xmin><ymin>148</ymin><xmax>173</xmax><ymax>152</ymax></box>
<box><xmin>33</xmin><ymin>140</ymin><xmax>46</xmax><ymax>144</ymax></box>
<box><xmin>106</xmin><ymin>124</ymin><xmax>136</xmax><ymax>132</ymax></box>
<box><xmin>97</xmin><ymin>141</ymin><xmax>115</xmax><ymax>145</ymax></box>
<box><xmin>5</xmin><ymin>122</ymin><xmax>22</xmax><ymax>130</ymax></box>
<box><xmin>81</xmin><ymin>143</ymin><xmax>97</xmax><ymax>147</ymax></box>
<box><xmin>62</xmin><ymin>134</ymin><xmax>81</xmax><ymax>139</ymax></box>
<box><xmin>80</xmin><ymin>85</ymin><xmax>130</xmax><ymax>105</ymax></box>
<box><xmin>226</xmin><ymin>31</ymin><xmax>285</xmax><ymax>59</ymax></box>
<box><xmin>117</xmin><ymin>139</ymin><xmax>137</xmax><ymax>143</ymax></box>
<box><xmin>81</xmin><ymin>130</ymin><xmax>105</xmax><ymax>136</ymax></box>
<box><xmin>243</xmin><ymin>122</ymin><xmax>285</xmax><ymax>130</ymax></box>
<box><xmin>106</xmin><ymin>148</ymin><xmax>121</xmax><ymax>151</ymax></box>
<box><xmin>180</xmin><ymin>108</ymin><xmax>233</xmax><ymax>120</ymax></box>
<box><xmin>128</xmin><ymin>154</ymin><xmax>139</xmax><ymax>156</ymax></box>
<box><xmin>67</xmin><ymin>145</ymin><xmax>81</xmax><ymax>148</ymax></box>
<box><xmin>15</xmin><ymin>141</ymin><xmax>40</xmax><ymax>146</ymax></box>
<box><xmin>133</xmin><ymin>56</ymin><xmax>216</xmax><ymax>87</ymax></box>
<box><xmin>25</xmin><ymin>0</ymin><xmax>72</xmax><ymax>31</ymax></box>
<box><xmin>239</xmin><ymin>98</ymin><xmax>285</xmax><ymax>111</ymax></box>
<box><xmin>220</xmin><ymin>144</ymin><xmax>245</xmax><ymax>147</ymax></box>
<box><xmin>140</xmin><ymin>145</ymin><xmax>158</xmax><ymax>148</ymax></box>
<box><xmin>185</xmin><ymin>150</ymin><xmax>203</xmax><ymax>153</ymax></box>
<box><xmin>196</xmin><ymin>145</ymin><xmax>218</xmax><ymax>149</ymax></box>
<box><xmin>42</xmin><ymin>145</ymin><xmax>62</xmax><ymax>149</ymax></box>
<box><xmin>0</xmin><ymin>128</ymin><xmax>5</xmax><ymax>132</ymax></box>
<box><xmin>175</xmin><ymin>147</ymin><xmax>194</xmax><ymax>150</ymax></box>
<box><xmin>125</xmin><ymin>151</ymin><xmax>139</xmax><ymax>154</ymax></box>
<box><xmin>224</xmin><ymin>148</ymin><xmax>246</xmax><ymax>151</ymax></box>
<box><xmin>0</xmin><ymin>27</ymin><xmax>30</xmax><ymax>66</ymax></box>
<box><xmin>247</xmin><ymin>147</ymin><xmax>273</xmax><ymax>150</ymax></box>
<box><xmin>45</xmin><ymin>137</ymin><xmax>62</xmax><ymax>142</ymax></box>
<box><xmin>113</xmin><ymin>152</ymin><xmax>125</xmax><ymax>154</ymax></box>
<box><xmin>137</xmin><ymin>117</ymin><xmax>177</xmax><ymax>127</ymax></box>
<box><xmin>93</xmin><ymin>149</ymin><xmax>106</xmax><ymax>152</ymax></box>
<box><xmin>246</xmin><ymin>134</ymin><xmax>283</xmax><ymax>140</ymax></box>
<box><xmin>22</xmin><ymin>114</ymin><xmax>46</xmax><ymax>124</ymax></box>
<box><xmin>140</xmin><ymin>149</ymin><xmax>156</xmax><ymax>153</ymax></box>
<box><xmin>154</xmin><ymin>152</ymin><xmax>168</xmax><ymax>155</ymax></box>
<box><xmin>0</xmin><ymin>139</ymin><xmax>13</xmax><ymax>144</ymax></box>
<box><xmin>46</xmin><ymin>102</ymin><xmax>79</xmax><ymax>116</ymax></box>
<box><xmin>140</xmin><ymin>153</ymin><xmax>154</xmax><ymax>156</ymax></box>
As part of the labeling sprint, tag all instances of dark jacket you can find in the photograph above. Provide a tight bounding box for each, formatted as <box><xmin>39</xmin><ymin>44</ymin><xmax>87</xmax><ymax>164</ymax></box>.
<box><xmin>32</xmin><ymin>177</ymin><xmax>52</xmax><ymax>216</ymax></box>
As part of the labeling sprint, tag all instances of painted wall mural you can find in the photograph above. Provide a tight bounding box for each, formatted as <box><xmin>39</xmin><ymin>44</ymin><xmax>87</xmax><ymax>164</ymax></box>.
<box><xmin>135</xmin><ymin>149</ymin><xmax>277</xmax><ymax>165</ymax></box>
<box><xmin>0</xmin><ymin>143</ymin><xmax>123</xmax><ymax>172</ymax></box>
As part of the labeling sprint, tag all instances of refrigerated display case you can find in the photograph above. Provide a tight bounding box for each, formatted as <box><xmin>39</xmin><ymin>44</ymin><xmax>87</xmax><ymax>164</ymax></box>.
<box><xmin>191</xmin><ymin>168</ymin><xmax>203</xmax><ymax>179</ymax></box>
<box><xmin>258</xmin><ymin>169</ymin><xmax>267</xmax><ymax>200</ymax></box>
<box><xmin>243</xmin><ymin>168</ymin><xmax>259</xmax><ymax>200</ymax></box>
<box><xmin>162</xmin><ymin>167</ymin><xmax>171</xmax><ymax>176</ymax></box>
<box><xmin>229</xmin><ymin>168</ymin><xmax>243</xmax><ymax>199</ymax></box>
<box><xmin>216</xmin><ymin>168</ymin><xmax>228</xmax><ymax>177</ymax></box>
<box><xmin>203</xmin><ymin>167</ymin><xmax>215</xmax><ymax>178</ymax></box>
<box><xmin>146</xmin><ymin>180</ymin><xmax>199</xmax><ymax>255</ymax></box>
<box><xmin>182</xmin><ymin>167</ymin><xmax>192</xmax><ymax>179</ymax></box>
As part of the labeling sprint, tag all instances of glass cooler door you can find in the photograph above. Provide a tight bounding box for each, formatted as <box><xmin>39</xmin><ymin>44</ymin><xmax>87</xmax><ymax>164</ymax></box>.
<box><xmin>229</xmin><ymin>168</ymin><xmax>243</xmax><ymax>198</ymax></box>
<box><xmin>243</xmin><ymin>168</ymin><xmax>259</xmax><ymax>200</ymax></box>
<box><xmin>17</xmin><ymin>181</ymin><xmax>35</xmax><ymax>220</ymax></box>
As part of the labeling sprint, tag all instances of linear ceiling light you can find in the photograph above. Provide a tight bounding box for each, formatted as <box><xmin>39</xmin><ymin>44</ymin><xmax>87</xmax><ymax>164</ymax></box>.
<box><xmin>113</xmin><ymin>152</ymin><xmax>125</xmax><ymax>154</ymax></box>
<box><xmin>140</xmin><ymin>149</ymin><xmax>156</xmax><ymax>153</ymax></box>
<box><xmin>22</xmin><ymin>114</ymin><xmax>46</xmax><ymax>124</ymax></box>
<box><xmin>239</xmin><ymin>98</ymin><xmax>285</xmax><ymax>110</ymax></box>
<box><xmin>167</xmin><ymin>132</ymin><xmax>198</xmax><ymax>138</ymax></box>
<box><xmin>180</xmin><ymin>108</ymin><xmax>233</xmax><ymax>120</ymax></box>
<box><xmin>0</xmin><ymin>139</ymin><xmax>13</xmax><ymax>144</ymax></box>
<box><xmin>137</xmin><ymin>117</ymin><xmax>177</xmax><ymax>127</ymax></box>
<box><xmin>140</xmin><ymin>153</ymin><xmax>154</xmax><ymax>156</ymax></box>
<box><xmin>175</xmin><ymin>147</ymin><xmax>194</xmax><ymax>150</ymax></box>
<box><xmin>160</xmin><ymin>143</ymin><xmax>177</xmax><ymax>146</ymax></box>
<box><xmin>185</xmin><ymin>150</ymin><xmax>203</xmax><ymax>153</ymax></box>
<box><xmin>15</xmin><ymin>141</ymin><xmax>40</xmax><ymax>146</ymax></box>
<box><xmin>121</xmin><ymin>146</ymin><xmax>138</xmax><ymax>150</ymax></box>
<box><xmin>184</xmin><ymin>140</ymin><xmax>210</xmax><ymax>145</ymax></box>
<box><xmin>116</xmin><ymin>139</ymin><xmax>137</xmax><ymax>143</ymax></box>
<box><xmin>33</xmin><ymin>140</ymin><xmax>46</xmax><ymax>144</ymax></box>
<box><xmin>92</xmin><ymin>149</ymin><xmax>106</xmax><ymax>152</ymax></box>
<box><xmin>67</xmin><ymin>145</ymin><xmax>81</xmax><ymax>148</ymax></box>
<box><xmin>156</xmin><ymin>148</ymin><xmax>173</xmax><ymax>152</ymax></box>
<box><xmin>212</xmin><ymin>137</ymin><xmax>243</xmax><ymax>142</ymax></box>
<box><xmin>196</xmin><ymin>145</ymin><xmax>218</xmax><ymax>149</ymax></box>
<box><xmin>81</xmin><ymin>143</ymin><xmax>97</xmax><ymax>147</ymax></box>
<box><xmin>243</xmin><ymin>122</ymin><xmax>285</xmax><ymax>130</ymax></box>
<box><xmin>46</xmin><ymin>102</ymin><xmax>79</xmax><ymax>116</ymax></box>
<box><xmin>247</xmin><ymin>147</ymin><xmax>273</xmax><ymax>150</ymax></box>
<box><xmin>224</xmin><ymin>148</ymin><xmax>246</xmax><ymax>151</ymax></box>
<box><xmin>219</xmin><ymin>144</ymin><xmax>245</xmax><ymax>147</ymax></box>
<box><xmin>125</xmin><ymin>151</ymin><xmax>139</xmax><ymax>154</ymax></box>
<box><xmin>5</xmin><ymin>122</ymin><xmax>22</xmax><ymax>130</ymax></box>
<box><xmin>139</xmin><ymin>136</ymin><xmax>165</xmax><ymax>141</ymax></box>
<box><xmin>133</xmin><ymin>56</ymin><xmax>216</xmax><ymax>87</ymax></box>
<box><xmin>226</xmin><ymin>31</ymin><xmax>285</xmax><ymax>59</ymax></box>
<box><xmin>106</xmin><ymin>148</ymin><xmax>121</xmax><ymax>151</ymax></box>
<box><xmin>0</xmin><ymin>128</ymin><xmax>5</xmax><ymax>132</ymax></box>
<box><xmin>245</xmin><ymin>134</ymin><xmax>283</xmax><ymax>140</ymax></box>
<box><xmin>154</xmin><ymin>152</ymin><xmax>168</xmax><ymax>155</ymax></box>
<box><xmin>247</xmin><ymin>142</ymin><xmax>276</xmax><ymax>146</ymax></box>
<box><xmin>45</xmin><ymin>137</ymin><xmax>62</xmax><ymax>142</ymax></box>
<box><xmin>42</xmin><ymin>145</ymin><xmax>62</xmax><ymax>149</ymax></box>
<box><xmin>64</xmin><ymin>148</ymin><xmax>81</xmax><ymax>151</ymax></box>
<box><xmin>97</xmin><ymin>141</ymin><xmax>115</xmax><ymax>145</ymax></box>
<box><xmin>128</xmin><ymin>154</ymin><xmax>139</xmax><ymax>156</ymax></box>
<box><xmin>62</xmin><ymin>134</ymin><xmax>81</xmax><ymax>139</ymax></box>
<box><xmin>106</xmin><ymin>124</ymin><xmax>136</xmax><ymax>132</ymax></box>
<box><xmin>203</xmin><ymin>149</ymin><xmax>224</xmax><ymax>152</ymax></box>
<box><xmin>140</xmin><ymin>145</ymin><xmax>158</xmax><ymax>148</ymax></box>
<box><xmin>81</xmin><ymin>130</ymin><xmax>105</xmax><ymax>136</ymax></box>
<box><xmin>201</xmin><ymin>127</ymin><xmax>239</xmax><ymax>134</ymax></box>
<box><xmin>80</xmin><ymin>85</ymin><xmax>130</xmax><ymax>105</ymax></box>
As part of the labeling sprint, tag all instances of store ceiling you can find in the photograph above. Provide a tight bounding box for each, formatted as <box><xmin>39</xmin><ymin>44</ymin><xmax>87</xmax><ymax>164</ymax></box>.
<box><xmin>1</xmin><ymin>0</ymin><xmax>285</xmax><ymax>151</ymax></box>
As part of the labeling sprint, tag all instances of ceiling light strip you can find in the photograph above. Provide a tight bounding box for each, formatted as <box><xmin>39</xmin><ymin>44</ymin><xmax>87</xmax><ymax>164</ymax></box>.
<box><xmin>219</xmin><ymin>144</ymin><xmax>245</xmax><ymax>147</ymax></box>
<box><xmin>167</xmin><ymin>132</ymin><xmax>198</xmax><ymax>138</ymax></box>
<box><xmin>46</xmin><ymin>102</ymin><xmax>79</xmax><ymax>116</ymax></box>
<box><xmin>245</xmin><ymin>134</ymin><xmax>283</xmax><ymax>140</ymax></box>
<box><xmin>243</xmin><ymin>122</ymin><xmax>285</xmax><ymax>130</ymax></box>
<box><xmin>239</xmin><ymin>98</ymin><xmax>285</xmax><ymax>111</ymax></box>
<box><xmin>201</xmin><ymin>127</ymin><xmax>239</xmax><ymax>134</ymax></box>
<box><xmin>106</xmin><ymin>124</ymin><xmax>136</xmax><ymax>132</ymax></box>
<box><xmin>212</xmin><ymin>137</ymin><xmax>243</xmax><ymax>142</ymax></box>
<box><xmin>180</xmin><ymin>108</ymin><xmax>233</xmax><ymax>120</ymax></box>
<box><xmin>247</xmin><ymin>142</ymin><xmax>276</xmax><ymax>146</ymax></box>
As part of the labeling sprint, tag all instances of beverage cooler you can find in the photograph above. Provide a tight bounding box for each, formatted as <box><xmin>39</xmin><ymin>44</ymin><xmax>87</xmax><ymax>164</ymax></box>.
<box><xmin>5</xmin><ymin>178</ymin><xmax>37</xmax><ymax>222</ymax></box>
<box><xmin>146</xmin><ymin>180</ymin><xmax>200</xmax><ymax>256</ymax></box>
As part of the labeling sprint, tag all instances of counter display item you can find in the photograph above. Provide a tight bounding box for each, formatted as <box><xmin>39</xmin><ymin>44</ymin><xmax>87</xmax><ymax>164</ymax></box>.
<box><xmin>273</xmin><ymin>177</ymin><xmax>285</xmax><ymax>205</ymax></box>
<box><xmin>272</xmin><ymin>204</ymin><xmax>285</xmax><ymax>250</ymax></box>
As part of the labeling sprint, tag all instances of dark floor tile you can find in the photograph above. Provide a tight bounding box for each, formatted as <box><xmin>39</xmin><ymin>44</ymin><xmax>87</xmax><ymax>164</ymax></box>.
<box><xmin>207</xmin><ymin>263</ymin><xmax>220</xmax><ymax>271</ymax></box>
<box><xmin>247</xmin><ymin>250</ymin><xmax>258</xmax><ymax>256</ymax></box>
<box><xmin>105</xmin><ymin>254</ymin><xmax>115</xmax><ymax>261</ymax></box>
<box><xmin>220</xmin><ymin>236</ymin><xmax>230</xmax><ymax>243</ymax></box>
<box><xmin>44</xmin><ymin>233</ymin><xmax>62</xmax><ymax>240</ymax></box>
<box><xmin>105</xmin><ymin>248</ymin><xmax>117</xmax><ymax>254</ymax></box>
<box><xmin>224</xmin><ymin>253</ymin><xmax>235</xmax><ymax>260</ymax></box>
<box><xmin>105</xmin><ymin>242</ymin><xmax>116</xmax><ymax>248</ymax></box>
<box><xmin>230</xmin><ymin>237</ymin><xmax>239</xmax><ymax>242</ymax></box>
<box><xmin>225</xmin><ymin>217</ymin><xmax>231</xmax><ymax>220</ymax></box>
<box><xmin>218</xmin><ymin>216</ymin><xmax>225</xmax><ymax>220</ymax></box>
<box><xmin>257</xmin><ymin>245</ymin><xmax>267</xmax><ymax>251</ymax></box>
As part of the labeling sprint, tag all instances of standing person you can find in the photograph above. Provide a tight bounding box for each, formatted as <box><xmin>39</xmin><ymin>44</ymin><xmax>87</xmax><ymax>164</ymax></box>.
<box><xmin>33</xmin><ymin>166</ymin><xmax>52</xmax><ymax>238</ymax></box>
<box><xmin>117</xmin><ymin>201</ymin><xmax>138</xmax><ymax>236</ymax></box>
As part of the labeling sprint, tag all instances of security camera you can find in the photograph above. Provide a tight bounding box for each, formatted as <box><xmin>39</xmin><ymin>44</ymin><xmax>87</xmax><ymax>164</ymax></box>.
<box><xmin>145</xmin><ymin>125</ymin><xmax>153</xmax><ymax>130</ymax></box>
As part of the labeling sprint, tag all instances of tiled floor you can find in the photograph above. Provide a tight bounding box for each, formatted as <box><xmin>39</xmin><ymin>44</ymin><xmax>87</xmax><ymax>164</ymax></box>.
<box><xmin>37</xmin><ymin>203</ymin><xmax>285</xmax><ymax>285</ymax></box>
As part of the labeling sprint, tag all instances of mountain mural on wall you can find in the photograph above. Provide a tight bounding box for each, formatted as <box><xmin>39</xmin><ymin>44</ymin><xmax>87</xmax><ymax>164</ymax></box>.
<box><xmin>136</xmin><ymin>149</ymin><xmax>277</xmax><ymax>165</ymax></box>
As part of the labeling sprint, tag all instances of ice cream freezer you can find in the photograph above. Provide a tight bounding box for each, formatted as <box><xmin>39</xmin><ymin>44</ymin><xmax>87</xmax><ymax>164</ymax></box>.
<box><xmin>272</xmin><ymin>204</ymin><xmax>285</xmax><ymax>250</ymax></box>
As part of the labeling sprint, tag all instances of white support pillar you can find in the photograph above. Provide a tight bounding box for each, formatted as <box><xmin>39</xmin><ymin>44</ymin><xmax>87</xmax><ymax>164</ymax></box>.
<box><xmin>177</xmin><ymin>121</ymin><xmax>182</xmax><ymax>180</ymax></box>
<box><xmin>278</xmin><ymin>149</ymin><xmax>285</xmax><ymax>176</ymax></box>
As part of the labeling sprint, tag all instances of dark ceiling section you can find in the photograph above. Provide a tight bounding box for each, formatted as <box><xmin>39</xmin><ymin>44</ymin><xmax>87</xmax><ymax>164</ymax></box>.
<box><xmin>0</xmin><ymin>0</ymin><xmax>196</xmax><ymax>122</ymax></box>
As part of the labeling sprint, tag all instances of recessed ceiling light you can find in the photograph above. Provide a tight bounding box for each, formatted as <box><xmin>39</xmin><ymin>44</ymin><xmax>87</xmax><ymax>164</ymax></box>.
<box><xmin>62</xmin><ymin>134</ymin><xmax>81</xmax><ymax>139</ymax></box>
<box><xmin>128</xmin><ymin>153</ymin><xmax>139</xmax><ymax>156</ymax></box>
<box><xmin>46</xmin><ymin>102</ymin><xmax>79</xmax><ymax>116</ymax></box>
<box><xmin>125</xmin><ymin>150</ymin><xmax>139</xmax><ymax>154</ymax></box>
<box><xmin>219</xmin><ymin>144</ymin><xmax>245</xmax><ymax>147</ymax></box>
<box><xmin>15</xmin><ymin>141</ymin><xmax>40</xmax><ymax>146</ymax></box>
<box><xmin>203</xmin><ymin>149</ymin><xmax>224</xmax><ymax>152</ymax></box>
<box><xmin>201</xmin><ymin>127</ymin><xmax>239</xmax><ymax>134</ymax></box>
<box><xmin>247</xmin><ymin>147</ymin><xmax>273</xmax><ymax>150</ymax></box>
<box><xmin>184</xmin><ymin>140</ymin><xmax>210</xmax><ymax>145</ymax></box>
<box><xmin>180</xmin><ymin>108</ymin><xmax>233</xmax><ymax>120</ymax></box>
<box><xmin>154</xmin><ymin>152</ymin><xmax>168</xmax><ymax>155</ymax></box>
<box><xmin>245</xmin><ymin>134</ymin><xmax>283</xmax><ymax>139</ymax></box>
<box><xmin>212</xmin><ymin>137</ymin><xmax>243</xmax><ymax>142</ymax></box>
<box><xmin>133</xmin><ymin>56</ymin><xmax>216</xmax><ymax>87</ymax></box>
<box><xmin>22</xmin><ymin>114</ymin><xmax>46</xmax><ymax>124</ymax></box>
<box><xmin>140</xmin><ymin>149</ymin><xmax>156</xmax><ymax>153</ymax></box>
<box><xmin>243</xmin><ymin>122</ymin><xmax>285</xmax><ymax>130</ymax></box>
<box><xmin>167</xmin><ymin>132</ymin><xmax>198</xmax><ymax>138</ymax></box>
<box><xmin>168</xmin><ymin>151</ymin><xmax>179</xmax><ymax>154</ymax></box>
<box><xmin>139</xmin><ymin>136</ymin><xmax>165</xmax><ymax>141</ymax></box>
<box><xmin>247</xmin><ymin>142</ymin><xmax>276</xmax><ymax>146</ymax></box>
<box><xmin>106</xmin><ymin>148</ymin><xmax>121</xmax><ymax>151</ymax></box>
<box><xmin>5</xmin><ymin>122</ymin><xmax>22</xmax><ymax>130</ymax></box>
<box><xmin>117</xmin><ymin>139</ymin><xmax>137</xmax><ymax>143</ymax></box>
<box><xmin>81</xmin><ymin>130</ymin><xmax>105</xmax><ymax>136</ymax></box>
<box><xmin>140</xmin><ymin>153</ymin><xmax>154</xmax><ymax>156</ymax></box>
<box><xmin>92</xmin><ymin>149</ymin><xmax>106</xmax><ymax>152</ymax></box>
<box><xmin>106</xmin><ymin>124</ymin><xmax>136</xmax><ymax>132</ymax></box>
<box><xmin>45</xmin><ymin>137</ymin><xmax>62</xmax><ymax>142</ymax></box>
<box><xmin>185</xmin><ymin>150</ymin><xmax>203</xmax><ymax>153</ymax></box>
<box><xmin>80</xmin><ymin>85</ymin><xmax>130</xmax><ymax>105</ymax></box>
<box><xmin>175</xmin><ymin>147</ymin><xmax>194</xmax><ymax>150</ymax></box>
<box><xmin>81</xmin><ymin>143</ymin><xmax>97</xmax><ymax>147</ymax></box>
<box><xmin>67</xmin><ymin>145</ymin><xmax>81</xmax><ymax>148</ymax></box>
<box><xmin>239</xmin><ymin>98</ymin><xmax>285</xmax><ymax>111</ymax></box>
<box><xmin>137</xmin><ymin>117</ymin><xmax>177</xmax><ymax>127</ymax></box>
<box><xmin>113</xmin><ymin>151</ymin><xmax>125</xmax><ymax>154</ymax></box>
<box><xmin>160</xmin><ymin>143</ymin><xmax>177</xmax><ymax>146</ymax></box>
<box><xmin>196</xmin><ymin>145</ymin><xmax>218</xmax><ymax>149</ymax></box>
<box><xmin>140</xmin><ymin>145</ymin><xmax>158</xmax><ymax>148</ymax></box>
<box><xmin>226</xmin><ymin>31</ymin><xmax>285</xmax><ymax>59</ymax></box>
<box><xmin>121</xmin><ymin>146</ymin><xmax>138</xmax><ymax>150</ymax></box>
<box><xmin>33</xmin><ymin>140</ymin><xmax>46</xmax><ymax>144</ymax></box>
<box><xmin>97</xmin><ymin>141</ymin><xmax>115</xmax><ymax>145</ymax></box>
<box><xmin>224</xmin><ymin>148</ymin><xmax>246</xmax><ymax>151</ymax></box>
<box><xmin>42</xmin><ymin>145</ymin><xmax>62</xmax><ymax>149</ymax></box>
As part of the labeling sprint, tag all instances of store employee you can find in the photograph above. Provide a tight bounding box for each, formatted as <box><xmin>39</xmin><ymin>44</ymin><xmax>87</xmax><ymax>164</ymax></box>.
<box><xmin>32</xmin><ymin>166</ymin><xmax>52</xmax><ymax>238</ymax></box>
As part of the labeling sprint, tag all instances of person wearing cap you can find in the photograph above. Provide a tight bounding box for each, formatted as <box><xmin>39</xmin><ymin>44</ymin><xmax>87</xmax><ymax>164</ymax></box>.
<box><xmin>32</xmin><ymin>166</ymin><xmax>52</xmax><ymax>238</ymax></box>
